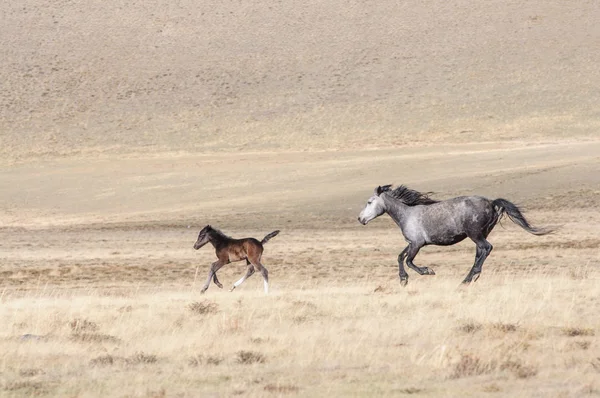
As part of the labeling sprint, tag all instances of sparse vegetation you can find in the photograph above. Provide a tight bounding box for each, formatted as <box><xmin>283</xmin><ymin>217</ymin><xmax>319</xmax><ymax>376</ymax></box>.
<box><xmin>236</xmin><ymin>350</ymin><xmax>266</xmax><ymax>365</ymax></box>
<box><xmin>127</xmin><ymin>352</ymin><xmax>158</xmax><ymax>365</ymax></box>
<box><xmin>188</xmin><ymin>355</ymin><xmax>223</xmax><ymax>367</ymax></box>
<box><xmin>188</xmin><ymin>300</ymin><xmax>219</xmax><ymax>315</ymax></box>
<box><xmin>70</xmin><ymin>333</ymin><xmax>120</xmax><ymax>343</ymax></box>
<box><xmin>264</xmin><ymin>384</ymin><xmax>299</xmax><ymax>393</ymax></box>
<box><xmin>69</xmin><ymin>318</ymin><xmax>99</xmax><ymax>333</ymax></box>
<box><xmin>500</xmin><ymin>360</ymin><xmax>538</xmax><ymax>379</ymax></box>
<box><xmin>562</xmin><ymin>327</ymin><xmax>595</xmax><ymax>337</ymax></box>
<box><xmin>490</xmin><ymin>322</ymin><xmax>518</xmax><ymax>333</ymax></box>
<box><xmin>456</xmin><ymin>321</ymin><xmax>482</xmax><ymax>334</ymax></box>
<box><xmin>451</xmin><ymin>353</ymin><xmax>497</xmax><ymax>378</ymax></box>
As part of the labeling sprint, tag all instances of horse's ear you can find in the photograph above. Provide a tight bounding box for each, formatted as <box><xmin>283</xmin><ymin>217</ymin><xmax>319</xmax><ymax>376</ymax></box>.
<box><xmin>375</xmin><ymin>185</ymin><xmax>392</xmax><ymax>196</ymax></box>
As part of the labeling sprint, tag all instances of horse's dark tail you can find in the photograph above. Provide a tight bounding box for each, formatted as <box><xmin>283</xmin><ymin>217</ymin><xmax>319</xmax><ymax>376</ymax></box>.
<box><xmin>261</xmin><ymin>230</ymin><xmax>280</xmax><ymax>245</ymax></box>
<box><xmin>492</xmin><ymin>199</ymin><xmax>553</xmax><ymax>235</ymax></box>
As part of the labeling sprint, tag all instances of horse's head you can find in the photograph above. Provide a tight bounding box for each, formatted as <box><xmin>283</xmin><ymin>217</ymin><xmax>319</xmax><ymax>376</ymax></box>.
<box><xmin>358</xmin><ymin>185</ymin><xmax>391</xmax><ymax>225</ymax></box>
<box><xmin>193</xmin><ymin>225</ymin><xmax>212</xmax><ymax>249</ymax></box>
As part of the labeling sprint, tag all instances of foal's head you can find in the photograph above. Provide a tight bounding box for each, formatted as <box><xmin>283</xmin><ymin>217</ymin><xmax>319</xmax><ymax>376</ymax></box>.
<box><xmin>193</xmin><ymin>225</ymin><xmax>213</xmax><ymax>250</ymax></box>
<box><xmin>358</xmin><ymin>185</ymin><xmax>391</xmax><ymax>225</ymax></box>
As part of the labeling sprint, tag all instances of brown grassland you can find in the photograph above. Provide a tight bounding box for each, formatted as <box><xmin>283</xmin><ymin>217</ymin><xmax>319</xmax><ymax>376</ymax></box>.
<box><xmin>1</xmin><ymin>1</ymin><xmax>599</xmax><ymax>397</ymax></box>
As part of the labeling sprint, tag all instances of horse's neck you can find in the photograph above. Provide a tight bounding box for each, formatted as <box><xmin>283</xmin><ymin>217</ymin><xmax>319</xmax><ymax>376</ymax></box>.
<box><xmin>208</xmin><ymin>233</ymin><xmax>228</xmax><ymax>248</ymax></box>
<box><xmin>383</xmin><ymin>194</ymin><xmax>411</xmax><ymax>227</ymax></box>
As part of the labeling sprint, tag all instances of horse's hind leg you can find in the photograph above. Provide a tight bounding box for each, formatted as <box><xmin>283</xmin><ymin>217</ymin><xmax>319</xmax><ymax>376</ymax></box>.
<box><xmin>230</xmin><ymin>260</ymin><xmax>255</xmax><ymax>292</ymax></box>
<box><xmin>405</xmin><ymin>242</ymin><xmax>436</xmax><ymax>276</ymax></box>
<box><xmin>248</xmin><ymin>247</ymin><xmax>269</xmax><ymax>294</ymax></box>
<box><xmin>249</xmin><ymin>260</ymin><xmax>269</xmax><ymax>293</ymax></box>
<box><xmin>256</xmin><ymin>263</ymin><xmax>269</xmax><ymax>293</ymax></box>
<box><xmin>462</xmin><ymin>237</ymin><xmax>493</xmax><ymax>284</ymax></box>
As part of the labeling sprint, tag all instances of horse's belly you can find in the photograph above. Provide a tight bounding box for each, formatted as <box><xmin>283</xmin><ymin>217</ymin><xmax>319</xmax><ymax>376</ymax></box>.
<box><xmin>227</xmin><ymin>250</ymin><xmax>247</xmax><ymax>262</ymax></box>
<box><xmin>431</xmin><ymin>233</ymin><xmax>467</xmax><ymax>246</ymax></box>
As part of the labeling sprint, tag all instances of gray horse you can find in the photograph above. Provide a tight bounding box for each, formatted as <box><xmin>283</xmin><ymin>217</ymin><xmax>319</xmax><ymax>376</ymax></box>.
<box><xmin>358</xmin><ymin>185</ymin><xmax>552</xmax><ymax>285</ymax></box>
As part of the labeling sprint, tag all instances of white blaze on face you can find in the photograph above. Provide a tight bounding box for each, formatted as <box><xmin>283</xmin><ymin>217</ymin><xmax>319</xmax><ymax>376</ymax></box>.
<box><xmin>358</xmin><ymin>195</ymin><xmax>385</xmax><ymax>225</ymax></box>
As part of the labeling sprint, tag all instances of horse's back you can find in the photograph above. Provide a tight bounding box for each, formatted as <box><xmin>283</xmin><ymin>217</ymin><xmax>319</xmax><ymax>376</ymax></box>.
<box><xmin>414</xmin><ymin>195</ymin><xmax>496</xmax><ymax>244</ymax></box>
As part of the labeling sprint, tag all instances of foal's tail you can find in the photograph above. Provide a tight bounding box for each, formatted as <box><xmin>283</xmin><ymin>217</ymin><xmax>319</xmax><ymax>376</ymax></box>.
<box><xmin>261</xmin><ymin>230</ymin><xmax>280</xmax><ymax>245</ymax></box>
<box><xmin>492</xmin><ymin>199</ymin><xmax>553</xmax><ymax>235</ymax></box>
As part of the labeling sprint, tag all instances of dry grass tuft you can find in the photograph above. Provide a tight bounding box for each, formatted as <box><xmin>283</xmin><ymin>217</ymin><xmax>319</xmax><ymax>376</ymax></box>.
<box><xmin>451</xmin><ymin>353</ymin><xmax>496</xmax><ymax>379</ymax></box>
<box><xmin>128</xmin><ymin>352</ymin><xmax>158</xmax><ymax>365</ymax></box>
<box><xmin>263</xmin><ymin>384</ymin><xmax>299</xmax><ymax>393</ymax></box>
<box><xmin>69</xmin><ymin>318</ymin><xmax>99</xmax><ymax>333</ymax></box>
<box><xmin>19</xmin><ymin>368</ymin><xmax>43</xmax><ymax>377</ymax></box>
<box><xmin>188</xmin><ymin>300</ymin><xmax>219</xmax><ymax>315</ymax></box>
<box><xmin>290</xmin><ymin>300</ymin><xmax>317</xmax><ymax>310</ymax></box>
<box><xmin>236</xmin><ymin>350</ymin><xmax>266</xmax><ymax>365</ymax></box>
<box><xmin>396</xmin><ymin>387</ymin><xmax>424</xmax><ymax>394</ymax></box>
<box><xmin>456</xmin><ymin>321</ymin><xmax>482</xmax><ymax>334</ymax></box>
<box><xmin>70</xmin><ymin>333</ymin><xmax>120</xmax><ymax>343</ymax></box>
<box><xmin>90</xmin><ymin>354</ymin><xmax>119</xmax><ymax>366</ymax></box>
<box><xmin>188</xmin><ymin>355</ymin><xmax>223</xmax><ymax>367</ymax></box>
<box><xmin>146</xmin><ymin>387</ymin><xmax>167</xmax><ymax>398</ymax></box>
<box><xmin>569</xmin><ymin>340</ymin><xmax>591</xmax><ymax>350</ymax></box>
<box><xmin>249</xmin><ymin>337</ymin><xmax>268</xmax><ymax>344</ymax></box>
<box><xmin>490</xmin><ymin>322</ymin><xmax>518</xmax><ymax>333</ymax></box>
<box><xmin>500</xmin><ymin>360</ymin><xmax>538</xmax><ymax>379</ymax></box>
<box><xmin>562</xmin><ymin>327</ymin><xmax>595</xmax><ymax>337</ymax></box>
<box><xmin>482</xmin><ymin>384</ymin><xmax>502</xmax><ymax>392</ymax></box>
<box><xmin>3</xmin><ymin>381</ymin><xmax>46</xmax><ymax>394</ymax></box>
<box><xmin>373</xmin><ymin>285</ymin><xmax>387</xmax><ymax>293</ymax></box>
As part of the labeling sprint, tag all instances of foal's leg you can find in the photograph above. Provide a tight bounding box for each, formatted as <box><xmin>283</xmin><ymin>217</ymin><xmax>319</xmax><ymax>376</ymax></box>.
<box><xmin>398</xmin><ymin>246</ymin><xmax>409</xmax><ymax>286</ymax></box>
<box><xmin>247</xmin><ymin>247</ymin><xmax>269</xmax><ymax>294</ymax></box>
<box><xmin>249</xmin><ymin>261</ymin><xmax>269</xmax><ymax>293</ymax></box>
<box><xmin>462</xmin><ymin>237</ymin><xmax>493</xmax><ymax>284</ymax></box>
<box><xmin>405</xmin><ymin>242</ymin><xmax>436</xmax><ymax>276</ymax></box>
<box><xmin>229</xmin><ymin>260</ymin><xmax>255</xmax><ymax>292</ymax></box>
<box><xmin>213</xmin><ymin>273</ymin><xmax>223</xmax><ymax>289</ymax></box>
<box><xmin>201</xmin><ymin>260</ymin><xmax>225</xmax><ymax>294</ymax></box>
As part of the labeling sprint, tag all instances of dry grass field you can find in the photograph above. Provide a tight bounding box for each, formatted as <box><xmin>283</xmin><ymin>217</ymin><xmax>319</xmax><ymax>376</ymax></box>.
<box><xmin>1</xmin><ymin>0</ymin><xmax>600</xmax><ymax>397</ymax></box>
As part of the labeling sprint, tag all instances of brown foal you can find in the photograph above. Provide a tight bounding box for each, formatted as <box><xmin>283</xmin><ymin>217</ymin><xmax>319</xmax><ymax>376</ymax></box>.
<box><xmin>193</xmin><ymin>225</ymin><xmax>280</xmax><ymax>293</ymax></box>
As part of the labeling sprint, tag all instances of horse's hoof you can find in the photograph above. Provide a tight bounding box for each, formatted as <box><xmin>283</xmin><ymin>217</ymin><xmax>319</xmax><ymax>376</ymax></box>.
<box><xmin>424</xmin><ymin>268</ymin><xmax>436</xmax><ymax>275</ymax></box>
<box><xmin>229</xmin><ymin>287</ymin><xmax>235</xmax><ymax>292</ymax></box>
<box><xmin>472</xmin><ymin>273</ymin><xmax>481</xmax><ymax>282</ymax></box>
<box><xmin>400</xmin><ymin>278</ymin><xmax>408</xmax><ymax>287</ymax></box>
<box><xmin>216</xmin><ymin>283</ymin><xmax>223</xmax><ymax>289</ymax></box>
<box><xmin>200</xmin><ymin>289</ymin><xmax>207</xmax><ymax>294</ymax></box>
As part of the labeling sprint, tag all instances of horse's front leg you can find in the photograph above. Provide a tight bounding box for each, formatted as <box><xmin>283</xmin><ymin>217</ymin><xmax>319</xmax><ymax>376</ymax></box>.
<box><xmin>212</xmin><ymin>272</ymin><xmax>223</xmax><ymax>289</ymax></box>
<box><xmin>405</xmin><ymin>242</ymin><xmax>436</xmax><ymax>276</ymax></box>
<box><xmin>398</xmin><ymin>246</ymin><xmax>409</xmax><ymax>286</ymax></box>
<box><xmin>201</xmin><ymin>260</ymin><xmax>225</xmax><ymax>294</ymax></box>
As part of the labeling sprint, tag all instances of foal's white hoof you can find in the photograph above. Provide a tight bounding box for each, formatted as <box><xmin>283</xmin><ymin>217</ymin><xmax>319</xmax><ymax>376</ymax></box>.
<box><xmin>229</xmin><ymin>287</ymin><xmax>235</xmax><ymax>292</ymax></box>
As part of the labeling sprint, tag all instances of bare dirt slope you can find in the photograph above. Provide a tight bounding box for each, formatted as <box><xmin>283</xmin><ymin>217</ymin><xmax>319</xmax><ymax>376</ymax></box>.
<box><xmin>1</xmin><ymin>1</ymin><xmax>599</xmax><ymax>397</ymax></box>
<box><xmin>1</xmin><ymin>0</ymin><xmax>599</xmax><ymax>161</ymax></box>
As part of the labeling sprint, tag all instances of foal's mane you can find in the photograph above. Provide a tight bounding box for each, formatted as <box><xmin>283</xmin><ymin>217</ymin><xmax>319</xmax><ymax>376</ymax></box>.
<box><xmin>207</xmin><ymin>226</ymin><xmax>231</xmax><ymax>240</ymax></box>
<box><xmin>382</xmin><ymin>185</ymin><xmax>438</xmax><ymax>206</ymax></box>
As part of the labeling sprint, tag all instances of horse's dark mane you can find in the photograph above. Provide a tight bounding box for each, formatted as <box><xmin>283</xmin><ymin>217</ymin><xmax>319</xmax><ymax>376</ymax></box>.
<box><xmin>207</xmin><ymin>226</ymin><xmax>231</xmax><ymax>240</ymax></box>
<box><xmin>382</xmin><ymin>185</ymin><xmax>438</xmax><ymax>206</ymax></box>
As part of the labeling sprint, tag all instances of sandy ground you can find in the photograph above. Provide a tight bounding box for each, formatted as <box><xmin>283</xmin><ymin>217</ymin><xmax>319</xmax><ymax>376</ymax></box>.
<box><xmin>1</xmin><ymin>0</ymin><xmax>600</xmax><ymax>397</ymax></box>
